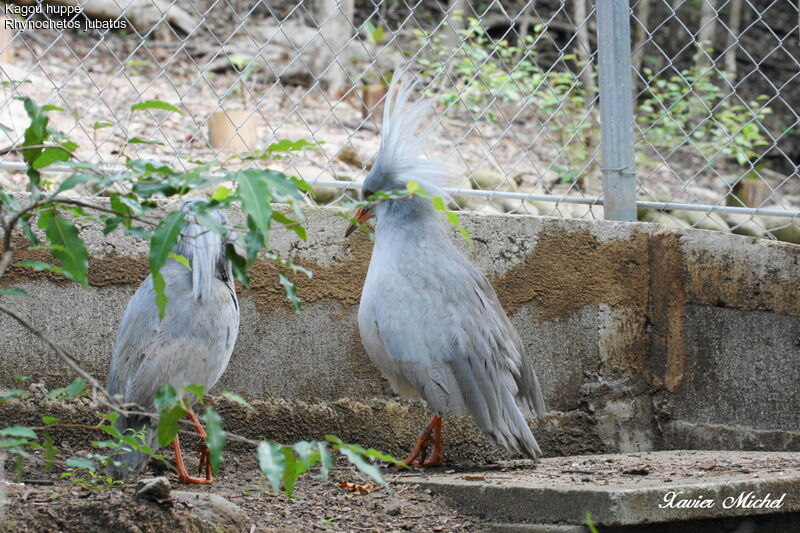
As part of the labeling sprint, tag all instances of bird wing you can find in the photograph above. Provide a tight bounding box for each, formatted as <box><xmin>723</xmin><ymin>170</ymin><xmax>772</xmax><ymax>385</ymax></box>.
<box><xmin>361</xmin><ymin>251</ymin><xmax>546</xmax><ymax>457</ymax></box>
<box><xmin>107</xmin><ymin>263</ymin><xmax>238</xmax><ymax>409</ymax></box>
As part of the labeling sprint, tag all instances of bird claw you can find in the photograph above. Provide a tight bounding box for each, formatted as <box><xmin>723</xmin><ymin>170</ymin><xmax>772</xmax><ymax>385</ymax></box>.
<box><xmin>402</xmin><ymin>416</ymin><xmax>444</xmax><ymax>469</ymax></box>
<box><xmin>197</xmin><ymin>443</ymin><xmax>209</xmax><ymax>476</ymax></box>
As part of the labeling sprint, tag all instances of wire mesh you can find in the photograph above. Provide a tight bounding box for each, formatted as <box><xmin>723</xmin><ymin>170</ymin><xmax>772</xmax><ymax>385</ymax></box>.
<box><xmin>0</xmin><ymin>0</ymin><xmax>797</xmax><ymax>241</ymax></box>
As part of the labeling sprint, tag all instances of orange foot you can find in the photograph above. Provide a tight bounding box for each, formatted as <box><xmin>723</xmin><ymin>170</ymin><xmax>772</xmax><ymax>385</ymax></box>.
<box><xmin>403</xmin><ymin>416</ymin><xmax>444</xmax><ymax>468</ymax></box>
<box><xmin>172</xmin><ymin>435</ymin><xmax>212</xmax><ymax>484</ymax></box>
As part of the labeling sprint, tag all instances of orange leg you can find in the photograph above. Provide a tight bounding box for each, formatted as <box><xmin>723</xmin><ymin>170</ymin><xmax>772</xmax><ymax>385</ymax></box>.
<box><xmin>172</xmin><ymin>435</ymin><xmax>212</xmax><ymax>484</ymax></box>
<box><xmin>186</xmin><ymin>407</ymin><xmax>212</xmax><ymax>480</ymax></box>
<box><xmin>403</xmin><ymin>416</ymin><xmax>444</xmax><ymax>468</ymax></box>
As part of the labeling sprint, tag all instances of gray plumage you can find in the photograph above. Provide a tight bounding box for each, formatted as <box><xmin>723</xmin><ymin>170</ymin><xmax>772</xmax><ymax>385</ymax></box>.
<box><xmin>106</xmin><ymin>200</ymin><xmax>239</xmax><ymax>480</ymax></box>
<box><xmin>357</xmin><ymin>76</ymin><xmax>547</xmax><ymax>458</ymax></box>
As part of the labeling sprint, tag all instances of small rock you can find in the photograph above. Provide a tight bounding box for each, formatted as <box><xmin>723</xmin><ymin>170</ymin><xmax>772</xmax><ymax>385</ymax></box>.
<box><xmin>135</xmin><ymin>476</ymin><xmax>172</xmax><ymax>503</ymax></box>
<box><xmin>289</xmin><ymin>166</ymin><xmax>340</xmax><ymax>204</ymax></box>
<box><xmin>451</xmin><ymin>180</ymin><xmax>477</xmax><ymax>211</ymax></box>
<box><xmin>669</xmin><ymin>210</ymin><xmax>729</xmax><ymax>232</ymax></box>
<box><xmin>568</xmin><ymin>204</ymin><xmax>604</xmax><ymax>220</ymax></box>
<box><xmin>469</xmin><ymin>167</ymin><xmax>506</xmax><ymax>190</ymax></box>
<box><xmin>497</xmin><ymin>199</ymin><xmax>540</xmax><ymax>216</ymax></box>
<box><xmin>763</xmin><ymin>215</ymin><xmax>800</xmax><ymax>244</ymax></box>
<box><xmin>336</xmin><ymin>144</ymin><xmax>370</xmax><ymax>170</ymax></box>
<box><xmin>476</xmin><ymin>205</ymin><xmax>504</xmax><ymax>216</ymax></box>
<box><xmin>639</xmin><ymin>210</ymin><xmax>690</xmax><ymax>229</ymax></box>
<box><xmin>622</xmin><ymin>466</ymin><xmax>650</xmax><ymax>476</ymax></box>
<box><xmin>723</xmin><ymin>213</ymin><xmax>766</xmax><ymax>237</ymax></box>
<box><xmin>698</xmin><ymin>459</ymin><xmax>716</xmax><ymax>471</ymax></box>
<box><xmin>172</xmin><ymin>490</ymin><xmax>249</xmax><ymax>532</ymax></box>
<box><xmin>382</xmin><ymin>500</ymin><xmax>403</xmax><ymax>516</ymax></box>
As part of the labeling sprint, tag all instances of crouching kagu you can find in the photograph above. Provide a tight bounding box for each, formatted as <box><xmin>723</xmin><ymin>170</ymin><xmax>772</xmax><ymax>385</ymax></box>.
<box><xmin>346</xmin><ymin>74</ymin><xmax>548</xmax><ymax>467</ymax></box>
<box><xmin>106</xmin><ymin>200</ymin><xmax>239</xmax><ymax>484</ymax></box>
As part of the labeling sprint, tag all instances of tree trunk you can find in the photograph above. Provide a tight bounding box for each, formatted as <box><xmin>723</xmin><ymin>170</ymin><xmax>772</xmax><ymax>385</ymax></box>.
<box><xmin>317</xmin><ymin>0</ymin><xmax>355</xmax><ymax>96</ymax></box>
<box><xmin>443</xmin><ymin>0</ymin><xmax>469</xmax><ymax>48</ymax></box>
<box><xmin>696</xmin><ymin>0</ymin><xmax>720</xmax><ymax>68</ymax></box>
<box><xmin>573</xmin><ymin>0</ymin><xmax>595</xmax><ymax>103</ymax></box>
<box><xmin>723</xmin><ymin>0</ymin><xmax>744</xmax><ymax>78</ymax></box>
<box><xmin>631</xmin><ymin>0</ymin><xmax>651</xmax><ymax>82</ymax></box>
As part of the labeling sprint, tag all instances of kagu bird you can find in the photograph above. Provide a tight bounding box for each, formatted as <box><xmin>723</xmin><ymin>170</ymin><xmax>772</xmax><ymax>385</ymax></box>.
<box><xmin>107</xmin><ymin>199</ymin><xmax>239</xmax><ymax>483</ymax></box>
<box><xmin>346</xmin><ymin>77</ymin><xmax>547</xmax><ymax>467</ymax></box>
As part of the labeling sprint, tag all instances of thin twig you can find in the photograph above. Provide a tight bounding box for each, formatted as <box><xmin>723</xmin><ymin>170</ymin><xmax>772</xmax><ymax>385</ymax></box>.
<box><xmin>0</xmin><ymin>303</ymin><xmax>118</xmax><ymax>408</ymax></box>
<box><xmin>50</xmin><ymin>198</ymin><xmax>158</xmax><ymax>227</ymax></box>
<box><xmin>0</xmin><ymin>144</ymin><xmax>75</xmax><ymax>158</ymax></box>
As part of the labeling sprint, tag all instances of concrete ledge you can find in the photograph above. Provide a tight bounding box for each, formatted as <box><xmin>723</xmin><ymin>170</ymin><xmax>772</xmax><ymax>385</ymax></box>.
<box><xmin>0</xmin><ymin>201</ymin><xmax>798</xmax><ymax>457</ymax></box>
<box><xmin>398</xmin><ymin>451</ymin><xmax>800</xmax><ymax>527</ymax></box>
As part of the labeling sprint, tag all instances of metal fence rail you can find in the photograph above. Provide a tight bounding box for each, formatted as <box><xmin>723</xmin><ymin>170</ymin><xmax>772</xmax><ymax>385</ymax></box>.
<box><xmin>0</xmin><ymin>0</ymin><xmax>797</xmax><ymax>241</ymax></box>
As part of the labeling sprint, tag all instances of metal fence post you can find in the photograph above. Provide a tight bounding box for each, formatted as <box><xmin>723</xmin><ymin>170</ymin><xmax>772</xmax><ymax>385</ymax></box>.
<box><xmin>597</xmin><ymin>0</ymin><xmax>637</xmax><ymax>221</ymax></box>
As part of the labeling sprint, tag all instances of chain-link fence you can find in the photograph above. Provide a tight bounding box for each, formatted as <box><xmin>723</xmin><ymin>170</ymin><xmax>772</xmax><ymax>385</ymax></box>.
<box><xmin>0</xmin><ymin>0</ymin><xmax>798</xmax><ymax>242</ymax></box>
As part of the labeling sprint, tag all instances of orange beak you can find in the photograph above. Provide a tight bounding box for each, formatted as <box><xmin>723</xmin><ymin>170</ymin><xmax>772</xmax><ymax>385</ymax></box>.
<box><xmin>345</xmin><ymin>206</ymin><xmax>373</xmax><ymax>238</ymax></box>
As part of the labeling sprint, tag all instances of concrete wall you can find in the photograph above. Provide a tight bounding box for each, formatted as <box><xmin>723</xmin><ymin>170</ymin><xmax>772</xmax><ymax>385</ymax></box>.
<box><xmin>1</xmin><ymin>202</ymin><xmax>798</xmax><ymax>461</ymax></box>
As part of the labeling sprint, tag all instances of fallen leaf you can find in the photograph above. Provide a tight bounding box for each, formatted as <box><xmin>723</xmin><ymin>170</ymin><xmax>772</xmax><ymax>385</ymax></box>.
<box><xmin>338</xmin><ymin>480</ymin><xmax>378</xmax><ymax>495</ymax></box>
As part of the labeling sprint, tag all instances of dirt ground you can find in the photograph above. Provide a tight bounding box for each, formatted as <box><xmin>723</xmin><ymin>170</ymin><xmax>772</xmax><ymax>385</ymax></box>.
<box><xmin>4</xmin><ymin>451</ymin><xmax>490</xmax><ymax>533</ymax></box>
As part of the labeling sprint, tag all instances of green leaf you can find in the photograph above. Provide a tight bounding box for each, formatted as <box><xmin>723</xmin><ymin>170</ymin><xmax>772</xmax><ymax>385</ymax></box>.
<box><xmin>149</xmin><ymin>210</ymin><xmax>185</xmax><ymax>319</ymax></box>
<box><xmin>0</xmin><ymin>390</ymin><xmax>30</xmax><ymax>402</ymax></box>
<box><xmin>0</xmin><ymin>426</ymin><xmax>37</xmax><ymax>439</ymax></box>
<box><xmin>235</xmin><ymin>139</ymin><xmax>316</xmax><ymax>160</ymax></box>
<box><xmin>318</xmin><ymin>442</ymin><xmax>333</xmax><ymax>480</ymax></box>
<box><xmin>293</xmin><ymin>441</ymin><xmax>319</xmax><ymax>470</ymax></box>
<box><xmin>38</xmin><ymin>208</ymin><xmax>89</xmax><ymax>286</ymax></box>
<box><xmin>130</xmin><ymin>100</ymin><xmax>183</xmax><ymax>114</ymax></box>
<box><xmin>338</xmin><ymin>447</ymin><xmax>388</xmax><ymax>489</ymax></box>
<box><xmin>128</xmin><ymin>137</ymin><xmax>164</xmax><ymax>146</ymax></box>
<box><xmin>41</xmin><ymin>416</ymin><xmax>59</xmax><ymax>425</ymax></box>
<box><xmin>278</xmin><ymin>272</ymin><xmax>301</xmax><ymax>312</ymax></box>
<box><xmin>54</xmin><ymin>173</ymin><xmax>95</xmax><ymax>195</ymax></box>
<box><xmin>154</xmin><ymin>384</ymin><xmax>178</xmax><ymax>411</ymax></box>
<box><xmin>65</xmin><ymin>457</ymin><xmax>96</xmax><ymax>471</ymax></box>
<box><xmin>265</xmin><ymin>139</ymin><xmax>315</xmax><ymax>153</ymax></box>
<box><xmin>0</xmin><ymin>438</ymin><xmax>32</xmax><ymax>449</ymax></box>
<box><xmin>152</xmin><ymin>271</ymin><xmax>167</xmax><ymax>318</ymax></box>
<box><xmin>282</xmin><ymin>447</ymin><xmax>306</xmax><ymax>497</ymax></box>
<box><xmin>22</xmin><ymin>98</ymin><xmax>48</xmax><ymax>184</ymax></box>
<box><xmin>585</xmin><ymin>511</ymin><xmax>600</xmax><ymax>533</ymax></box>
<box><xmin>238</xmin><ymin>170</ymin><xmax>273</xmax><ymax>238</ymax></box>
<box><xmin>45</xmin><ymin>378</ymin><xmax>87</xmax><ymax>402</ymax></box>
<box><xmin>182</xmin><ymin>384</ymin><xmax>205</xmax><ymax>403</ymax></box>
<box><xmin>157</xmin><ymin>405</ymin><xmax>185</xmax><ymax>447</ymax></box>
<box><xmin>225</xmin><ymin>243</ymin><xmax>249</xmax><ymax>286</ymax></box>
<box><xmin>211</xmin><ymin>186</ymin><xmax>231</xmax><ymax>201</ymax></box>
<box><xmin>257</xmin><ymin>441</ymin><xmax>285</xmax><ymax>492</ymax></box>
<box><xmin>92</xmin><ymin>121</ymin><xmax>113</xmax><ymax>129</ymax></box>
<box><xmin>204</xmin><ymin>407</ymin><xmax>225</xmax><ymax>475</ymax></box>
<box><xmin>168</xmin><ymin>253</ymin><xmax>191</xmax><ymax>271</ymax></box>
<box><xmin>272</xmin><ymin>211</ymin><xmax>306</xmax><ymax>240</ymax></box>
<box><xmin>42</xmin><ymin>433</ymin><xmax>57</xmax><ymax>472</ymax></box>
<box><xmin>262</xmin><ymin>169</ymin><xmax>304</xmax><ymax>202</ymax></box>
<box><xmin>220</xmin><ymin>392</ymin><xmax>255</xmax><ymax>412</ymax></box>
<box><xmin>0</xmin><ymin>287</ymin><xmax>28</xmax><ymax>297</ymax></box>
<box><xmin>32</xmin><ymin>146</ymin><xmax>71</xmax><ymax>169</ymax></box>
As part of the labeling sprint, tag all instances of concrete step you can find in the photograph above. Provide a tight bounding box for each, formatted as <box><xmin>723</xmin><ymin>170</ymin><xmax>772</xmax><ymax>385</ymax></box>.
<box><xmin>396</xmin><ymin>450</ymin><xmax>800</xmax><ymax>530</ymax></box>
